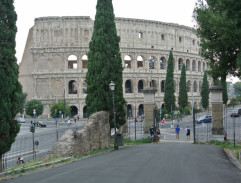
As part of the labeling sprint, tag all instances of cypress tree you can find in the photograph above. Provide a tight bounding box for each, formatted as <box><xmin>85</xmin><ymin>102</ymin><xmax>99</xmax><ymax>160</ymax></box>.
<box><xmin>164</xmin><ymin>51</ymin><xmax>175</xmax><ymax>113</ymax></box>
<box><xmin>0</xmin><ymin>0</ymin><xmax>22</xmax><ymax>172</ymax></box>
<box><xmin>85</xmin><ymin>0</ymin><xmax>126</xmax><ymax>128</ymax></box>
<box><xmin>201</xmin><ymin>71</ymin><xmax>209</xmax><ymax>110</ymax></box>
<box><xmin>178</xmin><ymin>64</ymin><xmax>188</xmax><ymax>110</ymax></box>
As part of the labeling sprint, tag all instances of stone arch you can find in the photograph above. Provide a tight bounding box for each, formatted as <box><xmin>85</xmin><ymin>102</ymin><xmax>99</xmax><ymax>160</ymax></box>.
<box><xmin>161</xmin><ymin>80</ymin><xmax>165</xmax><ymax>93</ymax></box>
<box><xmin>160</xmin><ymin>57</ymin><xmax>166</xmax><ymax>69</ymax></box>
<box><xmin>70</xmin><ymin>106</ymin><xmax>78</xmax><ymax>117</ymax></box>
<box><xmin>138</xmin><ymin>104</ymin><xmax>144</xmax><ymax>117</ymax></box>
<box><xmin>161</xmin><ymin>103</ymin><xmax>165</xmax><ymax>109</ymax></box>
<box><xmin>127</xmin><ymin>104</ymin><xmax>133</xmax><ymax>117</ymax></box>
<box><xmin>193</xmin><ymin>80</ymin><xmax>197</xmax><ymax>92</ymax></box>
<box><xmin>82</xmin><ymin>55</ymin><xmax>88</xmax><ymax>68</ymax></box>
<box><xmin>150</xmin><ymin>79</ymin><xmax>157</xmax><ymax>88</ymax></box>
<box><xmin>178</xmin><ymin>58</ymin><xmax>183</xmax><ymax>70</ymax></box>
<box><xmin>198</xmin><ymin>61</ymin><xmax>201</xmax><ymax>71</ymax></box>
<box><xmin>186</xmin><ymin>59</ymin><xmax>190</xmax><ymax>71</ymax></box>
<box><xmin>82</xmin><ymin>80</ymin><xmax>87</xmax><ymax>94</ymax></box>
<box><xmin>83</xmin><ymin>106</ymin><xmax>88</xmax><ymax>118</ymax></box>
<box><xmin>138</xmin><ymin>80</ymin><xmax>144</xmax><ymax>93</ymax></box>
<box><xmin>125</xmin><ymin>80</ymin><xmax>132</xmax><ymax>93</ymax></box>
<box><xmin>148</xmin><ymin>56</ymin><xmax>157</xmax><ymax>69</ymax></box>
<box><xmin>124</xmin><ymin>55</ymin><xmax>132</xmax><ymax>69</ymax></box>
<box><xmin>68</xmin><ymin>55</ymin><xmax>78</xmax><ymax>69</ymax></box>
<box><xmin>68</xmin><ymin>80</ymin><xmax>78</xmax><ymax>94</ymax></box>
<box><xmin>187</xmin><ymin>80</ymin><xmax>191</xmax><ymax>92</ymax></box>
<box><xmin>192</xmin><ymin>60</ymin><xmax>196</xmax><ymax>71</ymax></box>
<box><xmin>137</xmin><ymin>55</ymin><xmax>144</xmax><ymax>68</ymax></box>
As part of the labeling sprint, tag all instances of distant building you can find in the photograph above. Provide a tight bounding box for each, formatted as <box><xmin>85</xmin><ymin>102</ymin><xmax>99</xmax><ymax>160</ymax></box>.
<box><xmin>19</xmin><ymin>16</ymin><xmax>212</xmax><ymax>117</ymax></box>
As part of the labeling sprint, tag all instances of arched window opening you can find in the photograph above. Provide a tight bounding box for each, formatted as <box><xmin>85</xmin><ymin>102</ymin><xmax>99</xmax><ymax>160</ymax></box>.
<box><xmin>82</xmin><ymin>80</ymin><xmax>87</xmax><ymax>94</ymax></box>
<box><xmin>186</xmin><ymin>59</ymin><xmax>190</xmax><ymax>71</ymax></box>
<box><xmin>125</xmin><ymin>80</ymin><xmax>132</xmax><ymax>93</ymax></box>
<box><xmin>148</xmin><ymin>56</ymin><xmax>156</xmax><ymax>69</ymax></box>
<box><xmin>127</xmin><ymin>104</ymin><xmax>132</xmax><ymax>118</ymax></box>
<box><xmin>192</xmin><ymin>60</ymin><xmax>196</xmax><ymax>71</ymax></box>
<box><xmin>68</xmin><ymin>55</ymin><xmax>77</xmax><ymax>69</ymax></box>
<box><xmin>138</xmin><ymin>104</ymin><xmax>144</xmax><ymax>117</ymax></box>
<box><xmin>138</xmin><ymin>32</ymin><xmax>143</xmax><ymax>39</ymax></box>
<box><xmin>161</xmin><ymin>103</ymin><xmax>165</xmax><ymax>109</ymax></box>
<box><xmin>161</xmin><ymin>80</ymin><xmax>165</xmax><ymax>93</ymax></box>
<box><xmin>193</xmin><ymin>81</ymin><xmax>197</xmax><ymax>92</ymax></box>
<box><xmin>187</xmin><ymin>80</ymin><xmax>191</xmax><ymax>92</ymax></box>
<box><xmin>82</xmin><ymin>55</ymin><xmax>88</xmax><ymax>68</ymax></box>
<box><xmin>198</xmin><ymin>61</ymin><xmax>201</xmax><ymax>71</ymax></box>
<box><xmin>138</xmin><ymin>80</ymin><xmax>144</xmax><ymax>93</ymax></box>
<box><xmin>83</xmin><ymin>106</ymin><xmax>88</xmax><ymax>118</ymax></box>
<box><xmin>178</xmin><ymin>58</ymin><xmax>183</xmax><ymax>70</ymax></box>
<box><xmin>70</xmin><ymin>106</ymin><xmax>78</xmax><ymax>118</ymax></box>
<box><xmin>137</xmin><ymin>56</ymin><xmax>144</xmax><ymax>68</ymax></box>
<box><xmin>150</xmin><ymin>80</ymin><xmax>157</xmax><ymax>88</ymax></box>
<box><xmin>124</xmin><ymin>55</ymin><xmax>132</xmax><ymax>69</ymax></box>
<box><xmin>160</xmin><ymin>57</ymin><xmax>166</xmax><ymax>69</ymax></box>
<box><xmin>68</xmin><ymin>80</ymin><xmax>78</xmax><ymax>94</ymax></box>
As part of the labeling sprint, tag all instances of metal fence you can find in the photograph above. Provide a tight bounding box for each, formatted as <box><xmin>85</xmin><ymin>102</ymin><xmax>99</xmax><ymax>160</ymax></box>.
<box><xmin>125</xmin><ymin>117</ymin><xmax>145</xmax><ymax>139</ymax></box>
<box><xmin>195</xmin><ymin>107</ymin><xmax>241</xmax><ymax>143</ymax></box>
<box><xmin>2</xmin><ymin>125</ymin><xmax>82</xmax><ymax>170</ymax></box>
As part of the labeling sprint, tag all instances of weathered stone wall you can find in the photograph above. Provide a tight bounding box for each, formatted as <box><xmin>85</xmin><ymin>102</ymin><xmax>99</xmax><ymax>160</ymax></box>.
<box><xmin>47</xmin><ymin>111</ymin><xmax>110</xmax><ymax>157</ymax></box>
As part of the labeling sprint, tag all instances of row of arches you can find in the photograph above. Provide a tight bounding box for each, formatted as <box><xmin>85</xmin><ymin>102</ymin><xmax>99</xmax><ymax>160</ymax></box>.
<box><xmin>65</xmin><ymin>54</ymin><xmax>208</xmax><ymax>73</ymax></box>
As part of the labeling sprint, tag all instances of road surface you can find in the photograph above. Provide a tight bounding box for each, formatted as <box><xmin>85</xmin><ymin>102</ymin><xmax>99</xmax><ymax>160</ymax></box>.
<box><xmin>2</xmin><ymin>143</ymin><xmax>241</xmax><ymax>183</ymax></box>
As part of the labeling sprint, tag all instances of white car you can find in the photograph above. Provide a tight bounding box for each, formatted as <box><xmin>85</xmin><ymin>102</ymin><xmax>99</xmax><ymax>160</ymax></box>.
<box><xmin>16</xmin><ymin>117</ymin><xmax>25</xmax><ymax>123</ymax></box>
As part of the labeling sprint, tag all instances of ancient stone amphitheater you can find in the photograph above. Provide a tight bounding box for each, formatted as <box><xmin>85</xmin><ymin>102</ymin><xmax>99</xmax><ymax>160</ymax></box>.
<box><xmin>19</xmin><ymin>16</ymin><xmax>212</xmax><ymax>118</ymax></box>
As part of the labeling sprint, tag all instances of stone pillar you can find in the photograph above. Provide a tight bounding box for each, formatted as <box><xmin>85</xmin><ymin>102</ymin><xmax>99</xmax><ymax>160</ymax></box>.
<box><xmin>141</xmin><ymin>87</ymin><xmax>157</xmax><ymax>133</ymax></box>
<box><xmin>210</xmin><ymin>86</ymin><xmax>225</xmax><ymax>141</ymax></box>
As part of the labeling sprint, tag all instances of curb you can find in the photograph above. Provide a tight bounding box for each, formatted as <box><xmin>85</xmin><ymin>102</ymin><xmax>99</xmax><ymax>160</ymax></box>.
<box><xmin>226</xmin><ymin>149</ymin><xmax>241</xmax><ymax>170</ymax></box>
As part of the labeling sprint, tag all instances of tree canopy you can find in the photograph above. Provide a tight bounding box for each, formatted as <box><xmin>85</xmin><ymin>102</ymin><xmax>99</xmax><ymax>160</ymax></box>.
<box><xmin>25</xmin><ymin>99</ymin><xmax>44</xmax><ymax>117</ymax></box>
<box><xmin>193</xmin><ymin>0</ymin><xmax>241</xmax><ymax>80</ymax></box>
<box><xmin>49</xmin><ymin>99</ymin><xmax>71</xmax><ymax>118</ymax></box>
<box><xmin>0</xmin><ymin>0</ymin><xmax>22</xmax><ymax>172</ymax></box>
<box><xmin>85</xmin><ymin>0</ymin><xmax>126</xmax><ymax>128</ymax></box>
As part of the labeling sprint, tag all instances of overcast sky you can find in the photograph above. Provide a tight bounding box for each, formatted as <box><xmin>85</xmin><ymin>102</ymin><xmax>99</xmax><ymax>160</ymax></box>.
<box><xmin>14</xmin><ymin>0</ymin><xmax>198</xmax><ymax>63</ymax></box>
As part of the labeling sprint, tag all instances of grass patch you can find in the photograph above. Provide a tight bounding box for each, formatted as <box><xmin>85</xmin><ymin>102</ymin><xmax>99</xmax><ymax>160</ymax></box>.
<box><xmin>123</xmin><ymin>137</ymin><xmax>151</xmax><ymax>145</ymax></box>
<box><xmin>208</xmin><ymin>140</ymin><xmax>241</xmax><ymax>150</ymax></box>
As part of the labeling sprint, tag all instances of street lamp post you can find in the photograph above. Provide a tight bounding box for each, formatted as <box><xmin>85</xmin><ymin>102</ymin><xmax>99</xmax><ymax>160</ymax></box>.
<box><xmin>109</xmin><ymin>81</ymin><xmax>118</xmax><ymax>150</ymax></box>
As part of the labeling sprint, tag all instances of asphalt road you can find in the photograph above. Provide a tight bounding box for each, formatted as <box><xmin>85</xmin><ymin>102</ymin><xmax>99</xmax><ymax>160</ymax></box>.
<box><xmin>2</xmin><ymin>143</ymin><xmax>241</xmax><ymax>183</ymax></box>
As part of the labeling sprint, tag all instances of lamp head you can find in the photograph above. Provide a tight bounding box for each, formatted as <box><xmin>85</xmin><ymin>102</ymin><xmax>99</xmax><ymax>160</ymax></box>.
<box><xmin>109</xmin><ymin>81</ymin><xmax>115</xmax><ymax>91</ymax></box>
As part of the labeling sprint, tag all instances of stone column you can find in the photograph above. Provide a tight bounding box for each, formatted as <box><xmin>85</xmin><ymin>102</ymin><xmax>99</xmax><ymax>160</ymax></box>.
<box><xmin>210</xmin><ymin>86</ymin><xmax>225</xmax><ymax>141</ymax></box>
<box><xmin>141</xmin><ymin>87</ymin><xmax>157</xmax><ymax>133</ymax></box>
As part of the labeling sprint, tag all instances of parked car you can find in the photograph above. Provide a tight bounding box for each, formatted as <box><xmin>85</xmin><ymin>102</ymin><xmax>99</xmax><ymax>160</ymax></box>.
<box><xmin>230</xmin><ymin>109</ymin><xmax>241</xmax><ymax>117</ymax></box>
<box><xmin>33</xmin><ymin>121</ymin><xmax>47</xmax><ymax>127</ymax></box>
<box><xmin>196</xmin><ymin>115</ymin><xmax>212</xmax><ymax>124</ymax></box>
<box><xmin>16</xmin><ymin>117</ymin><xmax>25</xmax><ymax>123</ymax></box>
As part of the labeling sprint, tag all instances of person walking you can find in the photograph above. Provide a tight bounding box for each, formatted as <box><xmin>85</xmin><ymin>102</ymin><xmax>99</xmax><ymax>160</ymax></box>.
<box><xmin>149</xmin><ymin>125</ymin><xmax>155</xmax><ymax>143</ymax></box>
<box><xmin>175</xmin><ymin>125</ymin><xmax>180</xmax><ymax>140</ymax></box>
<box><xmin>186</xmin><ymin>126</ymin><xmax>191</xmax><ymax>141</ymax></box>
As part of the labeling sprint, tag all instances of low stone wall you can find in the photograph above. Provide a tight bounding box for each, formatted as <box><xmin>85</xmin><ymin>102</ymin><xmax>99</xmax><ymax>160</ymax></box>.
<box><xmin>47</xmin><ymin>111</ymin><xmax>110</xmax><ymax>157</ymax></box>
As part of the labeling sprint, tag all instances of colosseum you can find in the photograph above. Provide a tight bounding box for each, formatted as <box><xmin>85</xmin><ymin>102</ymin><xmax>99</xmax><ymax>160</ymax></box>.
<box><xmin>19</xmin><ymin>16</ymin><xmax>212</xmax><ymax>118</ymax></box>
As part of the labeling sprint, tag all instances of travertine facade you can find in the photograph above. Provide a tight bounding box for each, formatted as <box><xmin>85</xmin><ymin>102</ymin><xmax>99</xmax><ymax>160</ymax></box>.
<box><xmin>19</xmin><ymin>16</ymin><xmax>212</xmax><ymax>117</ymax></box>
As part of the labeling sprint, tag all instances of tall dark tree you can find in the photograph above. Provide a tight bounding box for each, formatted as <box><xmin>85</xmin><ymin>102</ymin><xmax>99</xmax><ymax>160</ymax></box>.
<box><xmin>193</xmin><ymin>0</ymin><xmax>241</xmax><ymax>81</ymax></box>
<box><xmin>19</xmin><ymin>93</ymin><xmax>27</xmax><ymax>115</ymax></box>
<box><xmin>164</xmin><ymin>51</ymin><xmax>175</xmax><ymax>113</ymax></box>
<box><xmin>85</xmin><ymin>0</ymin><xmax>126</xmax><ymax>128</ymax></box>
<box><xmin>0</xmin><ymin>0</ymin><xmax>22</xmax><ymax>172</ymax></box>
<box><xmin>178</xmin><ymin>64</ymin><xmax>188</xmax><ymax>110</ymax></box>
<box><xmin>221</xmin><ymin>79</ymin><xmax>228</xmax><ymax>105</ymax></box>
<box><xmin>201</xmin><ymin>72</ymin><xmax>209</xmax><ymax>110</ymax></box>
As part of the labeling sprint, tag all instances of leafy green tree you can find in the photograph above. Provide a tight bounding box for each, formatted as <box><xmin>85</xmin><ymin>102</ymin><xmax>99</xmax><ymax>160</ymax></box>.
<box><xmin>221</xmin><ymin>79</ymin><xmax>228</xmax><ymax>104</ymax></box>
<box><xmin>164</xmin><ymin>50</ymin><xmax>175</xmax><ymax>113</ymax></box>
<box><xmin>85</xmin><ymin>0</ymin><xmax>126</xmax><ymax>128</ymax></box>
<box><xmin>49</xmin><ymin>99</ymin><xmax>71</xmax><ymax>118</ymax></box>
<box><xmin>0</xmin><ymin>0</ymin><xmax>22</xmax><ymax>172</ymax></box>
<box><xmin>193</xmin><ymin>0</ymin><xmax>241</xmax><ymax>80</ymax></box>
<box><xmin>178</xmin><ymin>64</ymin><xmax>188</xmax><ymax>110</ymax></box>
<box><xmin>233</xmin><ymin>82</ymin><xmax>241</xmax><ymax>96</ymax></box>
<box><xmin>25</xmin><ymin>99</ymin><xmax>43</xmax><ymax>117</ymax></box>
<box><xmin>201</xmin><ymin>72</ymin><xmax>209</xmax><ymax>109</ymax></box>
<box><xmin>19</xmin><ymin>93</ymin><xmax>27</xmax><ymax>115</ymax></box>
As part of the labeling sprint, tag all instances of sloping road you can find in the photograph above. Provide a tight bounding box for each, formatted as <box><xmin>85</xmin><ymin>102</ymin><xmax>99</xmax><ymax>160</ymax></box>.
<box><xmin>2</xmin><ymin>143</ymin><xmax>241</xmax><ymax>183</ymax></box>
